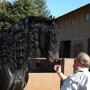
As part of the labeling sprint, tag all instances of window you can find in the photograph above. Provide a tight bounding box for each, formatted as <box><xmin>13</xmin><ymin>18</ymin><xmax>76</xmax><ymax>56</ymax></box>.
<box><xmin>65</xmin><ymin>20</ymin><xmax>68</xmax><ymax>27</ymax></box>
<box><xmin>59</xmin><ymin>23</ymin><xmax>62</xmax><ymax>28</ymax></box>
<box><xmin>71</xmin><ymin>18</ymin><xmax>75</xmax><ymax>25</ymax></box>
<box><xmin>85</xmin><ymin>13</ymin><xmax>90</xmax><ymax>21</ymax></box>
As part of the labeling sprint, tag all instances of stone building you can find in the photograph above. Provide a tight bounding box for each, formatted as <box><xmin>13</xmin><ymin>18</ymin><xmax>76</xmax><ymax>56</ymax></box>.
<box><xmin>55</xmin><ymin>3</ymin><xmax>90</xmax><ymax>58</ymax></box>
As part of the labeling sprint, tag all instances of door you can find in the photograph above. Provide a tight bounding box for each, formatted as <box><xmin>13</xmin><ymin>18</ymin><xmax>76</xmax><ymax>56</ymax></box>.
<box><xmin>59</xmin><ymin>40</ymin><xmax>71</xmax><ymax>58</ymax></box>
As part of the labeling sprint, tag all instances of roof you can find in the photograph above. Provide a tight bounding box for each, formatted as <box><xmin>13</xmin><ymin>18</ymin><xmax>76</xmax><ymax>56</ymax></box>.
<box><xmin>55</xmin><ymin>3</ymin><xmax>90</xmax><ymax>20</ymax></box>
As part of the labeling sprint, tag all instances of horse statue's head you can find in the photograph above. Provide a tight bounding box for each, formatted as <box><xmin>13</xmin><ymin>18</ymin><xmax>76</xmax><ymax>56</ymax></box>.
<box><xmin>0</xmin><ymin>16</ymin><xmax>59</xmax><ymax>90</ymax></box>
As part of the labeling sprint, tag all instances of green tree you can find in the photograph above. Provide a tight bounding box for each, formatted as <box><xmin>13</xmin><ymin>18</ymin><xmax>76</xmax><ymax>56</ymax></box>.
<box><xmin>0</xmin><ymin>0</ymin><xmax>51</xmax><ymax>31</ymax></box>
<box><xmin>12</xmin><ymin>0</ymin><xmax>36</xmax><ymax>20</ymax></box>
<box><xmin>0</xmin><ymin>0</ymin><xmax>13</xmax><ymax>30</ymax></box>
<box><xmin>33</xmin><ymin>0</ymin><xmax>50</xmax><ymax>17</ymax></box>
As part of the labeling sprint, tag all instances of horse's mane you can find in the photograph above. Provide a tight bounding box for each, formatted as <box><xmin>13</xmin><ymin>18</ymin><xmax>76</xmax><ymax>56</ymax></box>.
<box><xmin>0</xmin><ymin>16</ymin><xmax>57</xmax><ymax>69</ymax></box>
<box><xmin>0</xmin><ymin>16</ymin><xmax>59</xmax><ymax>90</ymax></box>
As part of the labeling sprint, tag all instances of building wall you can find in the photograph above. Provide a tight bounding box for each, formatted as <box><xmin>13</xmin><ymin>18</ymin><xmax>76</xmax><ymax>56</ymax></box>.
<box><xmin>71</xmin><ymin>39</ymin><xmax>88</xmax><ymax>57</ymax></box>
<box><xmin>55</xmin><ymin>4</ymin><xmax>90</xmax><ymax>57</ymax></box>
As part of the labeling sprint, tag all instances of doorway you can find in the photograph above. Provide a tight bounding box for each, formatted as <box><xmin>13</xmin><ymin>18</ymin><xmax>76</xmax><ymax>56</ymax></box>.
<box><xmin>59</xmin><ymin>40</ymin><xmax>71</xmax><ymax>58</ymax></box>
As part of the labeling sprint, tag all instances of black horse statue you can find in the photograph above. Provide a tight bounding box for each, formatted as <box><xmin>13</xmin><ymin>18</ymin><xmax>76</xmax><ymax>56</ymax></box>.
<box><xmin>0</xmin><ymin>16</ymin><xmax>59</xmax><ymax>90</ymax></box>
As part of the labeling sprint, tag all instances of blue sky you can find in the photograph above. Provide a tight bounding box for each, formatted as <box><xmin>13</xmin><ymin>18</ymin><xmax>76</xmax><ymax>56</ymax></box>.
<box><xmin>46</xmin><ymin>0</ymin><xmax>90</xmax><ymax>18</ymax></box>
<box><xmin>7</xmin><ymin>0</ymin><xmax>90</xmax><ymax>18</ymax></box>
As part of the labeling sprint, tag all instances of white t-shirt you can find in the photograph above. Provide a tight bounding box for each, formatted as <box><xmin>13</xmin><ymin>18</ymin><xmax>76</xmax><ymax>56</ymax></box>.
<box><xmin>61</xmin><ymin>68</ymin><xmax>90</xmax><ymax>90</ymax></box>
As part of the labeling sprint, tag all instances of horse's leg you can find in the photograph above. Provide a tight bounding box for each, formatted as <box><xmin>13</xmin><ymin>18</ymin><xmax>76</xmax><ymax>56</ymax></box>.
<box><xmin>0</xmin><ymin>64</ymin><xmax>28</xmax><ymax>90</ymax></box>
<box><xmin>9</xmin><ymin>67</ymin><xmax>29</xmax><ymax>90</ymax></box>
<box><xmin>0</xmin><ymin>67</ymin><xmax>14</xmax><ymax>90</ymax></box>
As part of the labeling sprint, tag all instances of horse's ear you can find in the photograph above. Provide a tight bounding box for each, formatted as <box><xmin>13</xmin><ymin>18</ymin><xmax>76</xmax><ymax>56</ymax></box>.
<box><xmin>49</xmin><ymin>15</ymin><xmax>55</xmax><ymax>24</ymax></box>
<box><xmin>49</xmin><ymin>15</ymin><xmax>55</xmax><ymax>20</ymax></box>
<box><xmin>49</xmin><ymin>15</ymin><xmax>52</xmax><ymax>20</ymax></box>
